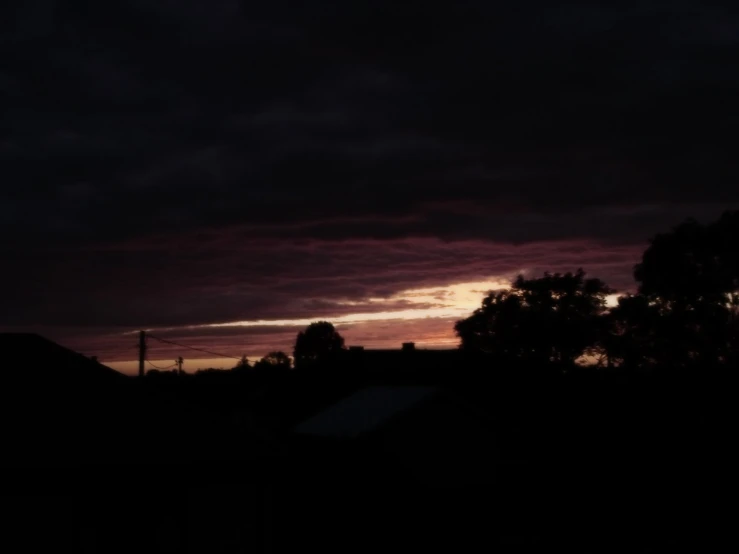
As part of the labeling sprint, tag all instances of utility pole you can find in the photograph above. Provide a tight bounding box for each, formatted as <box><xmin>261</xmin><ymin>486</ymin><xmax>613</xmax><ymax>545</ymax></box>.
<box><xmin>138</xmin><ymin>330</ymin><xmax>146</xmax><ymax>378</ymax></box>
<box><xmin>176</xmin><ymin>356</ymin><xmax>184</xmax><ymax>374</ymax></box>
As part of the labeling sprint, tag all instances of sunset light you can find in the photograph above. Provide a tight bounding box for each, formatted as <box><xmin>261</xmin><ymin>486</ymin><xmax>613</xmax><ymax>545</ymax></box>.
<box><xmin>4</xmin><ymin>3</ymin><xmax>736</xmax><ymax>547</ymax></box>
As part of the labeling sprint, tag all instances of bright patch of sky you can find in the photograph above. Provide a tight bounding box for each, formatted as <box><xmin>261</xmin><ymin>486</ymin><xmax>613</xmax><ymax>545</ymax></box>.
<box><xmin>131</xmin><ymin>278</ymin><xmax>621</xmax><ymax>335</ymax></box>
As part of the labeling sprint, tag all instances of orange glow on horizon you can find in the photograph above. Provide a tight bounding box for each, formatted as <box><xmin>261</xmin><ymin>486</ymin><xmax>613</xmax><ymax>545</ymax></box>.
<box><xmin>108</xmin><ymin>278</ymin><xmax>621</xmax><ymax>375</ymax></box>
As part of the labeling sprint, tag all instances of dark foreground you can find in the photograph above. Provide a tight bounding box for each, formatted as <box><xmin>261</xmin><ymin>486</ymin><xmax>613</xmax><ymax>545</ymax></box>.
<box><xmin>1</xmin><ymin>365</ymin><xmax>735</xmax><ymax>553</ymax></box>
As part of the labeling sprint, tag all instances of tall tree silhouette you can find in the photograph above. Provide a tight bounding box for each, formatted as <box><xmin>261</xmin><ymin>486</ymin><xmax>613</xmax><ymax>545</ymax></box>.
<box><xmin>293</xmin><ymin>321</ymin><xmax>346</xmax><ymax>370</ymax></box>
<box><xmin>455</xmin><ymin>269</ymin><xmax>612</xmax><ymax>367</ymax></box>
<box><xmin>636</xmin><ymin>217</ymin><xmax>727</xmax><ymax>306</ymax></box>
<box><xmin>633</xmin><ymin>211</ymin><xmax>739</xmax><ymax>367</ymax></box>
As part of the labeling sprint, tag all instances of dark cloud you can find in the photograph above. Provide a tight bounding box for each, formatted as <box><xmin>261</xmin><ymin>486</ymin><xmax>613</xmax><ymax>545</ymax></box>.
<box><xmin>0</xmin><ymin>233</ymin><xmax>640</xmax><ymax>330</ymax></box>
<box><xmin>2</xmin><ymin>1</ymin><xmax>739</xmax><ymax>357</ymax></box>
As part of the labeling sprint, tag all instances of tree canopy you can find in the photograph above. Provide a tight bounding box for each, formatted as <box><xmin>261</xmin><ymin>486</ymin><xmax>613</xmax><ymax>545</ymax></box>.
<box><xmin>293</xmin><ymin>321</ymin><xmax>346</xmax><ymax>370</ymax></box>
<box><xmin>455</xmin><ymin>269</ymin><xmax>612</xmax><ymax>366</ymax></box>
<box><xmin>628</xmin><ymin>210</ymin><xmax>739</xmax><ymax>367</ymax></box>
<box><xmin>635</xmin><ymin>215</ymin><xmax>737</xmax><ymax>306</ymax></box>
<box><xmin>253</xmin><ymin>351</ymin><xmax>292</xmax><ymax>372</ymax></box>
<box><xmin>455</xmin><ymin>211</ymin><xmax>739</xmax><ymax>371</ymax></box>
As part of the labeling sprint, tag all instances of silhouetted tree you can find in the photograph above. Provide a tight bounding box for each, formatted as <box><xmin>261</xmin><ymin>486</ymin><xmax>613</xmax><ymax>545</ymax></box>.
<box><xmin>293</xmin><ymin>321</ymin><xmax>346</xmax><ymax>370</ymax></box>
<box><xmin>233</xmin><ymin>355</ymin><xmax>251</xmax><ymax>371</ymax></box>
<box><xmin>253</xmin><ymin>351</ymin><xmax>292</xmax><ymax>372</ymax></box>
<box><xmin>601</xmin><ymin>294</ymin><xmax>663</xmax><ymax>369</ymax></box>
<box><xmin>636</xmin><ymin>213</ymin><xmax>739</xmax><ymax>306</ymax></box>
<box><xmin>455</xmin><ymin>269</ymin><xmax>612</xmax><ymax>367</ymax></box>
<box><xmin>633</xmin><ymin>211</ymin><xmax>739</xmax><ymax>367</ymax></box>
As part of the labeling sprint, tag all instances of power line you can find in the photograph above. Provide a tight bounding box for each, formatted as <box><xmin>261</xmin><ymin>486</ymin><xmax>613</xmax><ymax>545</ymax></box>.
<box><xmin>146</xmin><ymin>334</ymin><xmax>243</xmax><ymax>361</ymax></box>
<box><xmin>145</xmin><ymin>360</ymin><xmax>178</xmax><ymax>370</ymax></box>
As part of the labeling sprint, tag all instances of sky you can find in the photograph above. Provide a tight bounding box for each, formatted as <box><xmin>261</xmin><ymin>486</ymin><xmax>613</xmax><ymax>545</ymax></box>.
<box><xmin>3</xmin><ymin>1</ymin><xmax>739</xmax><ymax>373</ymax></box>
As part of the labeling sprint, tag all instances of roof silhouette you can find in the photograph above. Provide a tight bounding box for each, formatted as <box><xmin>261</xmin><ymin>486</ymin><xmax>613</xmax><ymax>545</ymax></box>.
<box><xmin>0</xmin><ymin>334</ymin><xmax>291</xmax><ymax>470</ymax></box>
<box><xmin>294</xmin><ymin>386</ymin><xmax>438</xmax><ymax>439</ymax></box>
<box><xmin>292</xmin><ymin>385</ymin><xmax>497</xmax><ymax>487</ymax></box>
<box><xmin>0</xmin><ymin>333</ymin><xmax>127</xmax><ymax>384</ymax></box>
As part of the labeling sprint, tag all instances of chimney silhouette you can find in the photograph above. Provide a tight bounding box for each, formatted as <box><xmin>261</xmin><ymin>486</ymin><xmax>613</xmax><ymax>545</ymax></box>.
<box><xmin>402</xmin><ymin>342</ymin><xmax>415</xmax><ymax>351</ymax></box>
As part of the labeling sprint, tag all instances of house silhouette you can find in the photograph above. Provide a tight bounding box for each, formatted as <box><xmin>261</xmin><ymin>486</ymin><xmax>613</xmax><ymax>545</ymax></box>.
<box><xmin>284</xmin><ymin>385</ymin><xmax>499</xmax><ymax>552</ymax></box>
<box><xmin>0</xmin><ymin>334</ymin><xmax>285</xmax><ymax>553</ymax></box>
<box><xmin>0</xmin><ymin>332</ymin><xmax>127</xmax><ymax>385</ymax></box>
<box><xmin>293</xmin><ymin>385</ymin><xmax>497</xmax><ymax>486</ymax></box>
